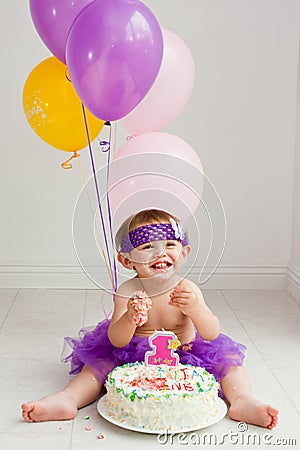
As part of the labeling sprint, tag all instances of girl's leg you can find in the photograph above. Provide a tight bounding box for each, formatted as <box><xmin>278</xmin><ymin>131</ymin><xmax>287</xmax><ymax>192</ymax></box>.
<box><xmin>221</xmin><ymin>365</ymin><xmax>279</xmax><ymax>429</ymax></box>
<box><xmin>22</xmin><ymin>366</ymin><xmax>102</xmax><ymax>423</ymax></box>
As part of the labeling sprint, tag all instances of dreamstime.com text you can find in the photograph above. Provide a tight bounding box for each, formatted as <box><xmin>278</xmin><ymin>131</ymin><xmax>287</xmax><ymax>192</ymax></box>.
<box><xmin>157</xmin><ymin>422</ymin><xmax>298</xmax><ymax>446</ymax></box>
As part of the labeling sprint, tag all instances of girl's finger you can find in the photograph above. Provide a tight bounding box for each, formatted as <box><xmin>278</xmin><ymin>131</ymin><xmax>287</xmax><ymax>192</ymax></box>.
<box><xmin>171</xmin><ymin>289</ymin><xmax>192</xmax><ymax>296</ymax></box>
<box><xmin>169</xmin><ymin>298</ymin><xmax>186</xmax><ymax>308</ymax></box>
<box><xmin>168</xmin><ymin>299</ymin><xmax>177</xmax><ymax>307</ymax></box>
<box><xmin>170</xmin><ymin>293</ymin><xmax>189</xmax><ymax>300</ymax></box>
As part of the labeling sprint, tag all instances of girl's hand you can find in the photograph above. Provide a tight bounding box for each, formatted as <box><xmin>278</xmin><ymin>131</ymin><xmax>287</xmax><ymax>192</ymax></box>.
<box><xmin>169</xmin><ymin>281</ymin><xmax>220</xmax><ymax>341</ymax></box>
<box><xmin>127</xmin><ymin>291</ymin><xmax>152</xmax><ymax>327</ymax></box>
<box><xmin>126</xmin><ymin>296</ymin><xmax>137</xmax><ymax>324</ymax></box>
<box><xmin>168</xmin><ymin>282</ymin><xmax>201</xmax><ymax>318</ymax></box>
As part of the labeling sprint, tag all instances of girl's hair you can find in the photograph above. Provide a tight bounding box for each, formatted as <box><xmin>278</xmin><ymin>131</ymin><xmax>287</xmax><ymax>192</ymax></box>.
<box><xmin>115</xmin><ymin>209</ymin><xmax>182</xmax><ymax>251</ymax></box>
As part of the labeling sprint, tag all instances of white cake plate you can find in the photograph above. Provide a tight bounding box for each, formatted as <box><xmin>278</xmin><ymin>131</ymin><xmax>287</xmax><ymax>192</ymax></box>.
<box><xmin>97</xmin><ymin>395</ymin><xmax>227</xmax><ymax>435</ymax></box>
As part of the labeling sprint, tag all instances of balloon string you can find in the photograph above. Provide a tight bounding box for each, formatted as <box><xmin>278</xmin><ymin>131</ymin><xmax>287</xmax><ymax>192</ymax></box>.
<box><xmin>99</xmin><ymin>291</ymin><xmax>112</xmax><ymax>321</ymax></box>
<box><xmin>97</xmin><ymin>121</ymin><xmax>118</xmax><ymax>294</ymax></box>
<box><xmin>65</xmin><ymin>68</ymin><xmax>72</xmax><ymax>83</ymax></box>
<box><xmin>61</xmin><ymin>151</ymin><xmax>80</xmax><ymax>169</ymax></box>
<box><xmin>76</xmin><ymin>154</ymin><xmax>115</xmax><ymax>292</ymax></box>
<box><xmin>102</xmin><ymin>248</ymin><xmax>114</xmax><ymax>290</ymax></box>
<box><xmin>112</xmin><ymin>123</ymin><xmax>118</xmax><ymax>291</ymax></box>
<box><xmin>105</xmin><ymin>122</ymin><xmax>118</xmax><ymax>294</ymax></box>
<box><xmin>76</xmin><ymin>153</ymin><xmax>95</xmax><ymax>218</ymax></box>
<box><xmin>81</xmin><ymin>103</ymin><xmax>115</xmax><ymax>291</ymax></box>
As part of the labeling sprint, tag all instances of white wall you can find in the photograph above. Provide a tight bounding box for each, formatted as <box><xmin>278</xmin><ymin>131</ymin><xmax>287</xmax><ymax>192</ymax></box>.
<box><xmin>1</xmin><ymin>0</ymin><xmax>300</xmax><ymax>289</ymax></box>
<box><xmin>287</xmin><ymin>33</ymin><xmax>300</xmax><ymax>302</ymax></box>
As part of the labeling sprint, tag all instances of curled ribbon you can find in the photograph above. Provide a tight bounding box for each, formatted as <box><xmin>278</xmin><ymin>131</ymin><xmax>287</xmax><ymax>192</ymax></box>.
<box><xmin>98</xmin><ymin>140</ymin><xmax>110</xmax><ymax>152</ymax></box>
<box><xmin>98</xmin><ymin>121</ymin><xmax>112</xmax><ymax>152</ymax></box>
<box><xmin>126</xmin><ymin>134</ymin><xmax>137</xmax><ymax>141</ymax></box>
<box><xmin>61</xmin><ymin>151</ymin><xmax>80</xmax><ymax>170</ymax></box>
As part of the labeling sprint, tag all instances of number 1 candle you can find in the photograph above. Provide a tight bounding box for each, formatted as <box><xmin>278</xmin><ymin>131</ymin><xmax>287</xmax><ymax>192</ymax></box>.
<box><xmin>145</xmin><ymin>331</ymin><xmax>181</xmax><ymax>366</ymax></box>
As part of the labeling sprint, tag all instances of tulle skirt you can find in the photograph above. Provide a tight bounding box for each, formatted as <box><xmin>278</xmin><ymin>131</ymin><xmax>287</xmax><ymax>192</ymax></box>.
<box><xmin>61</xmin><ymin>319</ymin><xmax>246</xmax><ymax>386</ymax></box>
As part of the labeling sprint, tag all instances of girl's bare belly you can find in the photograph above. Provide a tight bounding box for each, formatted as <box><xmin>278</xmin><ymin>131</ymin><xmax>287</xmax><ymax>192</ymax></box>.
<box><xmin>134</xmin><ymin>322</ymin><xmax>196</xmax><ymax>344</ymax></box>
<box><xmin>126</xmin><ymin>282</ymin><xmax>197</xmax><ymax>344</ymax></box>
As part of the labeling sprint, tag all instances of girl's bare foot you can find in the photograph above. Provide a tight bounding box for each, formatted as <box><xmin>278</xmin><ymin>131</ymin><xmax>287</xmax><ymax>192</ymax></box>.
<box><xmin>228</xmin><ymin>395</ymin><xmax>279</xmax><ymax>429</ymax></box>
<box><xmin>21</xmin><ymin>391</ymin><xmax>77</xmax><ymax>423</ymax></box>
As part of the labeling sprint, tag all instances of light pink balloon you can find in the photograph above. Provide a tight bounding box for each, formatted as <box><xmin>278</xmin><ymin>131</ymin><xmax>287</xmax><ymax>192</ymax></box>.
<box><xmin>110</xmin><ymin>175</ymin><xmax>200</xmax><ymax>226</ymax></box>
<box><xmin>115</xmin><ymin>132</ymin><xmax>202</xmax><ymax>170</ymax></box>
<box><xmin>108</xmin><ymin>132</ymin><xmax>204</xmax><ymax>223</ymax></box>
<box><xmin>120</xmin><ymin>29</ymin><xmax>195</xmax><ymax>134</ymax></box>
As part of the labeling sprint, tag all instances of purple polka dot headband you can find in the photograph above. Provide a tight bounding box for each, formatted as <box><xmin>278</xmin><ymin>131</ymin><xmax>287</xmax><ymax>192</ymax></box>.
<box><xmin>119</xmin><ymin>218</ymin><xmax>188</xmax><ymax>253</ymax></box>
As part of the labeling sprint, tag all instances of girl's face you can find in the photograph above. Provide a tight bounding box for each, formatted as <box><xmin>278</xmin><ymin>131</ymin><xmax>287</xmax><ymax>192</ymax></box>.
<box><xmin>123</xmin><ymin>239</ymin><xmax>190</xmax><ymax>280</ymax></box>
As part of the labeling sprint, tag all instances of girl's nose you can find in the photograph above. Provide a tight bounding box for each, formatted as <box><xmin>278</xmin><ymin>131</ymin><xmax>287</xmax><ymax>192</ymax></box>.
<box><xmin>149</xmin><ymin>241</ymin><xmax>167</xmax><ymax>261</ymax></box>
<box><xmin>159</xmin><ymin>247</ymin><xmax>167</xmax><ymax>258</ymax></box>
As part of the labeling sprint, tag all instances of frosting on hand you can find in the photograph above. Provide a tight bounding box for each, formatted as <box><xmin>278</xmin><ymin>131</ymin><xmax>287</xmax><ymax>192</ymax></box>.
<box><xmin>131</xmin><ymin>291</ymin><xmax>152</xmax><ymax>327</ymax></box>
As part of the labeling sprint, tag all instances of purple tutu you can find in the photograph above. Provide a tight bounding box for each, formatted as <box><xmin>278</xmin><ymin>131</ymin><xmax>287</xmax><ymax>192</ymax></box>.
<box><xmin>61</xmin><ymin>319</ymin><xmax>246</xmax><ymax>385</ymax></box>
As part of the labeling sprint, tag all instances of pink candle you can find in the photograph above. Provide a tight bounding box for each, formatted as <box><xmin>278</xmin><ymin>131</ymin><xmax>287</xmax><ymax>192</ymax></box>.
<box><xmin>145</xmin><ymin>331</ymin><xmax>181</xmax><ymax>366</ymax></box>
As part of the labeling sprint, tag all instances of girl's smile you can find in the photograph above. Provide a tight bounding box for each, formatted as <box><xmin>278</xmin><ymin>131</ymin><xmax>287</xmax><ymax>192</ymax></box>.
<box><xmin>129</xmin><ymin>239</ymin><xmax>190</xmax><ymax>281</ymax></box>
<box><xmin>150</xmin><ymin>259</ymin><xmax>172</xmax><ymax>272</ymax></box>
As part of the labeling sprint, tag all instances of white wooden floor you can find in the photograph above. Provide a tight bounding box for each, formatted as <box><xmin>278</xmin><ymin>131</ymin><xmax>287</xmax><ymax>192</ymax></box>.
<box><xmin>0</xmin><ymin>289</ymin><xmax>299</xmax><ymax>449</ymax></box>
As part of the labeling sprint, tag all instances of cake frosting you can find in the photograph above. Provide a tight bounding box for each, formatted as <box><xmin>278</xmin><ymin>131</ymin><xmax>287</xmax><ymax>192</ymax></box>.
<box><xmin>131</xmin><ymin>291</ymin><xmax>152</xmax><ymax>327</ymax></box>
<box><xmin>104</xmin><ymin>361</ymin><xmax>220</xmax><ymax>432</ymax></box>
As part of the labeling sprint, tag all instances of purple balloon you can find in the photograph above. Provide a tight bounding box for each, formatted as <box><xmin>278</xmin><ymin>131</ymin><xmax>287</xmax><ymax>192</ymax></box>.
<box><xmin>66</xmin><ymin>0</ymin><xmax>163</xmax><ymax>121</ymax></box>
<box><xmin>29</xmin><ymin>0</ymin><xmax>94</xmax><ymax>63</ymax></box>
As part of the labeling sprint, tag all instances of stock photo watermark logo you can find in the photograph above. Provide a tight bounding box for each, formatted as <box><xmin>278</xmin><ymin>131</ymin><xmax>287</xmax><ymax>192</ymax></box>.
<box><xmin>157</xmin><ymin>422</ymin><xmax>298</xmax><ymax>447</ymax></box>
<box><xmin>72</xmin><ymin>153</ymin><xmax>227</xmax><ymax>294</ymax></box>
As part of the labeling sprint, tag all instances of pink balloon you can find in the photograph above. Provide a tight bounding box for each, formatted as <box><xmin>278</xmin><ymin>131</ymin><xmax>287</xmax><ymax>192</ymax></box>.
<box><xmin>66</xmin><ymin>0</ymin><xmax>163</xmax><ymax>121</ymax></box>
<box><xmin>115</xmin><ymin>132</ymin><xmax>202</xmax><ymax>170</ymax></box>
<box><xmin>109</xmin><ymin>132</ymin><xmax>204</xmax><ymax>223</ymax></box>
<box><xmin>110</xmin><ymin>174</ymin><xmax>201</xmax><ymax>226</ymax></box>
<box><xmin>121</xmin><ymin>29</ymin><xmax>195</xmax><ymax>134</ymax></box>
<box><xmin>29</xmin><ymin>0</ymin><xmax>94</xmax><ymax>63</ymax></box>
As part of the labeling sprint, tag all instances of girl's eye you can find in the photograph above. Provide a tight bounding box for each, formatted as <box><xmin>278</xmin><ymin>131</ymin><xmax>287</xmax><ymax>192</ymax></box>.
<box><xmin>166</xmin><ymin>242</ymin><xmax>176</xmax><ymax>247</ymax></box>
<box><xmin>141</xmin><ymin>244</ymin><xmax>153</xmax><ymax>250</ymax></box>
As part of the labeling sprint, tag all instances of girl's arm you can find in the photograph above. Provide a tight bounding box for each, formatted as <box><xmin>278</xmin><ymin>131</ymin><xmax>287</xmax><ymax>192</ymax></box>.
<box><xmin>107</xmin><ymin>293</ymin><xmax>137</xmax><ymax>348</ymax></box>
<box><xmin>190</xmin><ymin>302</ymin><xmax>220</xmax><ymax>341</ymax></box>
<box><xmin>169</xmin><ymin>280</ymin><xmax>220</xmax><ymax>341</ymax></box>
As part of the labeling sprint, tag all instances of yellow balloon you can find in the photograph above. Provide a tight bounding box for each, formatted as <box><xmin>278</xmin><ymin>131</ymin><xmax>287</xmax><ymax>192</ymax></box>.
<box><xmin>22</xmin><ymin>57</ymin><xmax>105</xmax><ymax>152</ymax></box>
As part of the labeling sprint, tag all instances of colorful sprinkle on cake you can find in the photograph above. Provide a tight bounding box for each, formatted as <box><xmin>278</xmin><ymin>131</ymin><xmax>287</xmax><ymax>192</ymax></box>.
<box><xmin>104</xmin><ymin>362</ymin><xmax>220</xmax><ymax>431</ymax></box>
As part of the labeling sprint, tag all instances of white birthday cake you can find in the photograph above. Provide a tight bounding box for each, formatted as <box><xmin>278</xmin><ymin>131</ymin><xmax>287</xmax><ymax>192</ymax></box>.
<box><xmin>104</xmin><ymin>361</ymin><xmax>220</xmax><ymax>432</ymax></box>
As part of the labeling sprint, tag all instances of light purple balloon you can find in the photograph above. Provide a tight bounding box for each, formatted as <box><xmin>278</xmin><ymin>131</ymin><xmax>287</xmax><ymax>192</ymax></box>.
<box><xmin>66</xmin><ymin>0</ymin><xmax>163</xmax><ymax>121</ymax></box>
<box><xmin>29</xmin><ymin>0</ymin><xmax>94</xmax><ymax>63</ymax></box>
